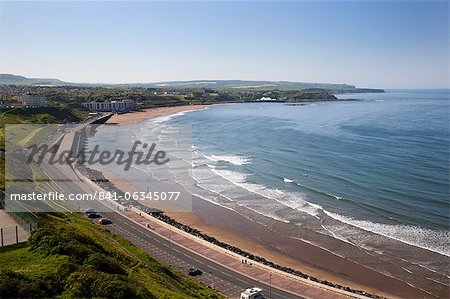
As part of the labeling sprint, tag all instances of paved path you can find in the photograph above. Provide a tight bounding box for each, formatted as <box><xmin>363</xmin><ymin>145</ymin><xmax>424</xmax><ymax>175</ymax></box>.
<box><xmin>0</xmin><ymin>210</ymin><xmax>30</xmax><ymax>246</ymax></box>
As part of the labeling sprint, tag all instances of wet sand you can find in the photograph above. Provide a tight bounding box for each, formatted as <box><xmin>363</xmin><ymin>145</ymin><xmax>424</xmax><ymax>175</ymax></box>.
<box><xmin>99</xmin><ymin>168</ymin><xmax>430</xmax><ymax>299</ymax></box>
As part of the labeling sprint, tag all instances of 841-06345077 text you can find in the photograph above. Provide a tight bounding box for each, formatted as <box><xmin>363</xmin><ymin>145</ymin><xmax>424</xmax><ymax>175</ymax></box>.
<box><xmin>98</xmin><ymin>191</ymin><xmax>180</xmax><ymax>201</ymax></box>
<box><xmin>9</xmin><ymin>191</ymin><xmax>181</xmax><ymax>201</ymax></box>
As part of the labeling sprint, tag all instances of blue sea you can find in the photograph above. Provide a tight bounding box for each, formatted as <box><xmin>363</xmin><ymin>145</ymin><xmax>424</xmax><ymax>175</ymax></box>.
<box><xmin>162</xmin><ymin>90</ymin><xmax>450</xmax><ymax>255</ymax></box>
<box><xmin>82</xmin><ymin>89</ymin><xmax>450</xmax><ymax>295</ymax></box>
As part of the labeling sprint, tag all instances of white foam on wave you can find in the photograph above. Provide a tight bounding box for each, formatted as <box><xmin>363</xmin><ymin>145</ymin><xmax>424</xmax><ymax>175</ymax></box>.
<box><xmin>211</xmin><ymin>168</ymin><xmax>321</xmax><ymax>218</ymax></box>
<box><xmin>151</xmin><ymin>107</ymin><xmax>207</xmax><ymax>124</ymax></box>
<box><xmin>151</xmin><ymin>112</ymin><xmax>184</xmax><ymax>124</ymax></box>
<box><xmin>204</xmin><ymin>154</ymin><xmax>250</xmax><ymax>166</ymax></box>
<box><xmin>211</xmin><ymin>168</ymin><xmax>248</xmax><ymax>183</ymax></box>
<box><xmin>323</xmin><ymin>210</ymin><xmax>450</xmax><ymax>257</ymax></box>
<box><xmin>194</xmin><ymin>148</ymin><xmax>450</xmax><ymax>258</ymax></box>
<box><xmin>190</xmin><ymin>170</ymin><xmax>289</xmax><ymax>224</ymax></box>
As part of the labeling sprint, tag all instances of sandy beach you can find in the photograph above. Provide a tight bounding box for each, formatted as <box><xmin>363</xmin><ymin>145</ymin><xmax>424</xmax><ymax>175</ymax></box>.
<box><xmin>99</xmin><ymin>167</ymin><xmax>431</xmax><ymax>299</ymax></box>
<box><xmin>106</xmin><ymin>104</ymin><xmax>231</xmax><ymax>125</ymax></box>
<box><xmin>94</xmin><ymin>106</ymin><xmax>447</xmax><ymax>299</ymax></box>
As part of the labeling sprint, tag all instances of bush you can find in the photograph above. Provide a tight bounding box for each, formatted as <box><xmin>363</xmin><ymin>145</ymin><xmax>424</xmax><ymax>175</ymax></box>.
<box><xmin>1</xmin><ymin>213</ymin><xmax>223</xmax><ymax>299</ymax></box>
<box><xmin>29</xmin><ymin>226</ymin><xmax>104</xmax><ymax>260</ymax></box>
<box><xmin>65</xmin><ymin>268</ymin><xmax>140</xmax><ymax>298</ymax></box>
<box><xmin>91</xmin><ymin>273</ymin><xmax>139</xmax><ymax>298</ymax></box>
<box><xmin>64</xmin><ymin>267</ymin><xmax>97</xmax><ymax>297</ymax></box>
<box><xmin>86</xmin><ymin>252</ymin><xmax>125</xmax><ymax>275</ymax></box>
<box><xmin>0</xmin><ymin>270</ymin><xmax>46</xmax><ymax>298</ymax></box>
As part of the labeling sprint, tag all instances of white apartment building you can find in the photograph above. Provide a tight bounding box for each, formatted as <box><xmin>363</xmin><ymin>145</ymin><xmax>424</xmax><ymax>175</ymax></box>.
<box><xmin>81</xmin><ymin>99</ymin><xmax>136</xmax><ymax>112</ymax></box>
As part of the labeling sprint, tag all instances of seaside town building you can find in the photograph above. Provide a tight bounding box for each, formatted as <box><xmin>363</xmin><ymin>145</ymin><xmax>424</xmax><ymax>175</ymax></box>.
<box><xmin>81</xmin><ymin>99</ymin><xmax>136</xmax><ymax>112</ymax></box>
<box><xmin>20</xmin><ymin>94</ymin><xmax>47</xmax><ymax>108</ymax></box>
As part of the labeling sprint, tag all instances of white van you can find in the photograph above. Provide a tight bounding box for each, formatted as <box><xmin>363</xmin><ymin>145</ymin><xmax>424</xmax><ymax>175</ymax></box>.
<box><xmin>240</xmin><ymin>287</ymin><xmax>265</xmax><ymax>299</ymax></box>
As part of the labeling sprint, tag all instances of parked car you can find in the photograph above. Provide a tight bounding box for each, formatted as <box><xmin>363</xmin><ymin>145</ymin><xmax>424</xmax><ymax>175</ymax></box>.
<box><xmin>98</xmin><ymin>218</ymin><xmax>113</xmax><ymax>225</ymax></box>
<box><xmin>188</xmin><ymin>268</ymin><xmax>203</xmax><ymax>276</ymax></box>
<box><xmin>88</xmin><ymin>212</ymin><xmax>101</xmax><ymax>219</ymax></box>
<box><xmin>85</xmin><ymin>208</ymin><xmax>95</xmax><ymax>214</ymax></box>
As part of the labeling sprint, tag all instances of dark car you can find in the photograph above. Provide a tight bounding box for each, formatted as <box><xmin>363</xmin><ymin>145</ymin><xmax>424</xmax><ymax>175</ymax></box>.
<box><xmin>88</xmin><ymin>212</ymin><xmax>101</xmax><ymax>218</ymax></box>
<box><xmin>98</xmin><ymin>218</ymin><xmax>113</xmax><ymax>225</ymax></box>
<box><xmin>188</xmin><ymin>268</ymin><xmax>203</xmax><ymax>276</ymax></box>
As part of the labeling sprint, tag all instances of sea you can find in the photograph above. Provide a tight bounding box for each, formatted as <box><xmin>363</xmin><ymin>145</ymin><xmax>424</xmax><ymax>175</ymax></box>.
<box><xmin>163</xmin><ymin>89</ymin><xmax>449</xmax><ymax>250</ymax></box>
<box><xmin>107</xmin><ymin>89</ymin><xmax>449</xmax><ymax>295</ymax></box>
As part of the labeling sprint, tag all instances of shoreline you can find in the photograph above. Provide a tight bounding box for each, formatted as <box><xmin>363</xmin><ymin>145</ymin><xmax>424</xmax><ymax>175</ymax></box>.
<box><xmin>98</xmin><ymin>167</ymin><xmax>428</xmax><ymax>299</ymax></box>
<box><xmin>106</xmin><ymin>103</ymin><xmax>233</xmax><ymax>126</ymax></box>
<box><xmin>95</xmin><ymin>105</ymin><xmax>445</xmax><ymax>298</ymax></box>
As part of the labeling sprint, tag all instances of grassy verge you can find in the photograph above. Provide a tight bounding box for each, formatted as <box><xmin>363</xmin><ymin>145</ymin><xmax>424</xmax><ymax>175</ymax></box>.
<box><xmin>0</xmin><ymin>212</ymin><xmax>223</xmax><ymax>299</ymax></box>
<box><xmin>0</xmin><ymin>105</ymin><xmax>89</xmax><ymax>148</ymax></box>
<box><xmin>0</xmin><ymin>105</ymin><xmax>89</xmax><ymax>196</ymax></box>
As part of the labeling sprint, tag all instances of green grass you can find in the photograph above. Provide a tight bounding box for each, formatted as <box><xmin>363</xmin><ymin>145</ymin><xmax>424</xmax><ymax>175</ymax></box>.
<box><xmin>0</xmin><ymin>105</ymin><xmax>89</xmax><ymax>192</ymax></box>
<box><xmin>0</xmin><ymin>213</ymin><xmax>224</xmax><ymax>299</ymax></box>
<box><xmin>0</xmin><ymin>244</ymin><xmax>69</xmax><ymax>276</ymax></box>
<box><xmin>0</xmin><ymin>105</ymin><xmax>89</xmax><ymax>149</ymax></box>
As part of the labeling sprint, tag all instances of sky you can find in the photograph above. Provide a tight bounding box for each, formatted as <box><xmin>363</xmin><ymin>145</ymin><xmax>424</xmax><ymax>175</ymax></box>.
<box><xmin>0</xmin><ymin>1</ymin><xmax>448</xmax><ymax>88</ymax></box>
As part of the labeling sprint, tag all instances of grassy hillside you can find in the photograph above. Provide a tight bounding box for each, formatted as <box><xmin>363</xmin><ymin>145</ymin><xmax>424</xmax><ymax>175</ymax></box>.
<box><xmin>0</xmin><ymin>213</ymin><xmax>223</xmax><ymax>299</ymax></box>
<box><xmin>0</xmin><ymin>105</ymin><xmax>89</xmax><ymax>198</ymax></box>
<box><xmin>0</xmin><ymin>74</ymin><xmax>65</xmax><ymax>85</ymax></box>
<box><xmin>0</xmin><ymin>105</ymin><xmax>89</xmax><ymax>149</ymax></box>
<box><xmin>0</xmin><ymin>106</ymin><xmax>223</xmax><ymax>299</ymax></box>
<box><xmin>151</xmin><ymin>80</ymin><xmax>354</xmax><ymax>90</ymax></box>
<box><xmin>0</xmin><ymin>74</ymin><xmax>385</xmax><ymax>93</ymax></box>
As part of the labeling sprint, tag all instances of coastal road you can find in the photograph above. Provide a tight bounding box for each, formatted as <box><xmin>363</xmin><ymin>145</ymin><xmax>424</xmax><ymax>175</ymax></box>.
<box><xmin>37</xmin><ymin>146</ymin><xmax>304</xmax><ymax>299</ymax></box>
<box><xmin>105</xmin><ymin>212</ymin><xmax>303</xmax><ymax>299</ymax></box>
<box><xmin>33</xmin><ymin>123</ymin><xmax>363</xmax><ymax>299</ymax></box>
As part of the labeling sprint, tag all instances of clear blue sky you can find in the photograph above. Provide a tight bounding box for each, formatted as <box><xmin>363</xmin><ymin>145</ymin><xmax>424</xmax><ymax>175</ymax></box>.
<box><xmin>0</xmin><ymin>1</ymin><xmax>448</xmax><ymax>88</ymax></box>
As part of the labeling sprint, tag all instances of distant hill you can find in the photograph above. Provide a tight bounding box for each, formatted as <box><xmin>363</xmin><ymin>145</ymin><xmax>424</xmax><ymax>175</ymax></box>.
<box><xmin>0</xmin><ymin>74</ymin><xmax>65</xmax><ymax>85</ymax></box>
<box><xmin>111</xmin><ymin>79</ymin><xmax>385</xmax><ymax>93</ymax></box>
<box><xmin>149</xmin><ymin>80</ymin><xmax>362</xmax><ymax>91</ymax></box>
<box><xmin>0</xmin><ymin>74</ymin><xmax>384</xmax><ymax>93</ymax></box>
